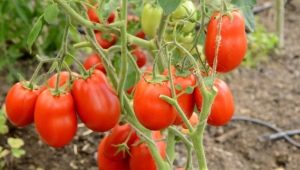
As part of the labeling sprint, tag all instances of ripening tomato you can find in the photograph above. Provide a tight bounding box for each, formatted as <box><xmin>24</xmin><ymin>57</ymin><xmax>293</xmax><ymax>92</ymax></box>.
<box><xmin>34</xmin><ymin>90</ymin><xmax>77</xmax><ymax>147</ymax></box>
<box><xmin>103</xmin><ymin>124</ymin><xmax>138</xmax><ymax>160</ymax></box>
<box><xmin>83</xmin><ymin>53</ymin><xmax>106</xmax><ymax>73</ymax></box>
<box><xmin>133</xmin><ymin>75</ymin><xmax>176</xmax><ymax>130</ymax></box>
<box><xmin>5</xmin><ymin>82</ymin><xmax>41</xmax><ymax>127</ymax></box>
<box><xmin>132</xmin><ymin>48</ymin><xmax>147</xmax><ymax>68</ymax></box>
<box><xmin>96</xmin><ymin>32</ymin><xmax>117</xmax><ymax>49</ymax></box>
<box><xmin>141</xmin><ymin>3</ymin><xmax>163</xmax><ymax>38</ymax></box>
<box><xmin>72</xmin><ymin>70</ymin><xmax>121</xmax><ymax>132</ymax></box>
<box><xmin>135</xmin><ymin>31</ymin><xmax>146</xmax><ymax>39</ymax></box>
<box><xmin>194</xmin><ymin>78</ymin><xmax>234</xmax><ymax>126</ymax></box>
<box><xmin>205</xmin><ymin>11</ymin><xmax>247</xmax><ymax>72</ymax></box>
<box><xmin>98</xmin><ymin>137</ymin><xmax>130</xmax><ymax>170</ymax></box>
<box><xmin>129</xmin><ymin>131</ymin><xmax>166</xmax><ymax>170</ymax></box>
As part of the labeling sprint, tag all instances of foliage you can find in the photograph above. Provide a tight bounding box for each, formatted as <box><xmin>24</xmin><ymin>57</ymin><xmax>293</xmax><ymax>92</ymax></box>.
<box><xmin>243</xmin><ymin>19</ymin><xmax>278</xmax><ymax>67</ymax></box>
<box><xmin>0</xmin><ymin>0</ymin><xmax>65</xmax><ymax>83</ymax></box>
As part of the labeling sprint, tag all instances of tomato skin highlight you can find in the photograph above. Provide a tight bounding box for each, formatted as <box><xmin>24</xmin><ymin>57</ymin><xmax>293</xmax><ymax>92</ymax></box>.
<box><xmin>34</xmin><ymin>90</ymin><xmax>77</xmax><ymax>148</ymax></box>
<box><xmin>98</xmin><ymin>137</ymin><xmax>130</xmax><ymax>170</ymax></box>
<box><xmin>133</xmin><ymin>75</ymin><xmax>176</xmax><ymax>130</ymax></box>
<box><xmin>129</xmin><ymin>131</ymin><xmax>166</xmax><ymax>170</ymax></box>
<box><xmin>5</xmin><ymin>82</ymin><xmax>41</xmax><ymax>127</ymax></box>
<box><xmin>131</xmin><ymin>48</ymin><xmax>147</xmax><ymax>68</ymax></box>
<box><xmin>205</xmin><ymin>11</ymin><xmax>247</xmax><ymax>72</ymax></box>
<box><xmin>72</xmin><ymin>70</ymin><xmax>121</xmax><ymax>132</ymax></box>
<box><xmin>83</xmin><ymin>53</ymin><xmax>106</xmax><ymax>73</ymax></box>
<box><xmin>103</xmin><ymin>124</ymin><xmax>138</xmax><ymax>160</ymax></box>
<box><xmin>194</xmin><ymin>78</ymin><xmax>235</xmax><ymax>126</ymax></box>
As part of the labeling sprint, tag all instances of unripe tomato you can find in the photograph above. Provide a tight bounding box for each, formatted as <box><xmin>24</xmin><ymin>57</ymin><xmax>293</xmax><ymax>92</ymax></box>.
<box><xmin>96</xmin><ymin>32</ymin><xmax>117</xmax><ymax>49</ymax></box>
<box><xmin>34</xmin><ymin>90</ymin><xmax>77</xmax><ymax>147</ymax></box>
<box><xmin>131</xmin><ymin>48</ymin><xmax>147</xmax><ymax>68</ymax></box>
<box><xmin>83</xmin><ymin>53</ymin><xmax>106</xmax><ymax>73</ymax></box>
<box><xmin>129</xmin><ymin>131</ymin><xmax>166</xmax><ymax>170</ymax></box>
<box><xmin>72</xmin><ymin>70</ymin><xmax>121</xmax><ymax>132</ymax></box>
<box><xmin>103</xmin><ymin>124</ymin><xmax>138</xmax><ymax>160</ymax></box>
<box><xmin>171</xmin><ymin>0</ymin><xmax>197</xmax><ymax>33</ymax></box>
<box><xmin>194</xmin><ymin>78</ymin><xmax>234</xmax><ymax>126</ymax></box>
<box><xmin>5</xmin><ymin>82</ymin><xmax>41</xmax><ymax>127</ymax></box>
<box><xmin>98</xmin><ymin>137</ymin><xmax>130</xmax><ymax>170</ymax></box>
<box><xmin>205</xmin><ymin>11</ymin><xmax>247</xmax><ymax>72</ymax></box>
<box><xmin>133</xmin><ymin>75</ymin><xmax>176</xmax><ymax>130</ymax></box>
<box><xmin>141</xmin><ymin>3</ymin><xmax>163</xmax><ymax>38</ymax></box>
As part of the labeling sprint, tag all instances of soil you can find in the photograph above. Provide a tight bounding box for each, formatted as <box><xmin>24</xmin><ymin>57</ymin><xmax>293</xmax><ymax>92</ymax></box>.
<box><xmin>0</xmin><ymin>1</ymin><xmax>300</xmax><ymax>170</ymax></box>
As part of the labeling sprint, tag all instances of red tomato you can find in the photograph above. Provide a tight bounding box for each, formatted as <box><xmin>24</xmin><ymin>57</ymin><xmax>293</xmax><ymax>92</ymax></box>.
<box><xmin>72</xmin><ymin>70</ymin><xmax>121</xmax><ymax>132</ymax></box>
<box><xmin>170</xmin><ymin>73</ymin><xmax>196</xmax><ymax>125</ymax></box>
<box><xmin>98</xmin><ymin>137</ymin><xmax>130</xmax><ymax>170</ymax></box>
<box><xmin>135</xmin><ymin>31</ymin><xmax>146</xmax><ymax>39</ymax></box>
<box><xmin>87</xmin><ymin>6</ymin><xmax>115</xmax><ymax>24</ymax></box>
<box><xmin>205</xmin><ymin>11</ymin><xmax>247</xmax><ymax>72</ymax></box>
<box><xmin>5</xmin><ymin>82</ymin><xmax>41</xmax><ymax>127</ymax></box>
<box><xmin>182</xmin><ymin>112</ymin><xmax>199</xmax><ymax>129</ymax></box>
<box><xmin>131</xmin><ymin>48</ymin><xmax>147</xmax><ymax>68</ymax></box>
<box><xmin>96</xmin><ymin>32</ymin><xmax>117</xmax><ymax>49</ymax></box>
<box><xmin>47</xmin><ymin>71</ymin><xmax>71</xmax><ymax>88</ymax></box>
<box><xmin>194</xmin><ymin>78</ymin><xmax>234</xmax><ymax>126</ymax></box>
<box><xmin>133</xmin><ymin>75</ymin><xmax>176</xmax><ymax>130</ymax></box>
<box><xmin>34</xmin><ymin>90</ymin><xmax>77</xmax><ymax>147</ymax></box>
<box><xmin>103</xmin><ymin>124</ymin><xmax>138</xmax><ymax>160</ymax></box>
<box><xmin>83</xmin><ymin>53</ymin><xmax>106</xmax><ymax>73</ymax></box>
<box><xmin>129</xmin><ymin>131</ymin><xmax>166</xmax><ymax>170</ymax></box>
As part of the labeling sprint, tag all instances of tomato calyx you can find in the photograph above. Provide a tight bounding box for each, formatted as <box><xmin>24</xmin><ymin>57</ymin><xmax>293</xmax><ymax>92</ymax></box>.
<box><xmin>21</xmin><ymin>81</ymin><xmax>39</xmax><ymax>91</ymax></box>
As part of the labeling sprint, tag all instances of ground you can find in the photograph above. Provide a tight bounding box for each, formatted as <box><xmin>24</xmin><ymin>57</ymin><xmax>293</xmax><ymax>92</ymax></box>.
<box><xmin>0</xmin><ymin>1</ymin><xmax>299</xmax><ymax>170</ymax></box>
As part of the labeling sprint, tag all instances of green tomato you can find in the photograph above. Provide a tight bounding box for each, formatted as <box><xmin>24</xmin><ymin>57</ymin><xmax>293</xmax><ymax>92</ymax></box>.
<box><xmin>171</xmin><ymin>1</ymin><xmax>197</xmax><ymax>33</ymax></box>
<box><xmin>141</xmin><ymin>3</ymin><xmax>163</xmax><ymax>38</ymax></box>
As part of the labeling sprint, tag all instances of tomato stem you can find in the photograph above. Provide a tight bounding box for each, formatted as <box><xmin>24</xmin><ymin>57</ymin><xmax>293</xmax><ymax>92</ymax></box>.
<box><xmin>166</xmin><ymin>129</ymin><xmax>175</xmax><ymax>167</ymax></box>
<box><xmin>28</xmin><ymin>61</ymin><xmax>44</xmax><ymax>89</ymax></box>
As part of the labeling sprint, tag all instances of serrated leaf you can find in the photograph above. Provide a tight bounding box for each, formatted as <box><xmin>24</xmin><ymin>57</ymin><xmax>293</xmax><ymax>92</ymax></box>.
<box><xmin>231</xmin><ymin>0</ymin><xmax>256</xmax><ymax>32</ymax></box>
<box><xmin>44</xmin><ymin>3</ymin><xmax>59</xmax><ymax>24</ymax></box>
<box><xmin>158</xmin><ymin>0</ymin><xmax>181</xmax><ymax>15</ymax></box>
<box><xmin>27</xmin><ymin>15</ymin><xmax>43</xmax><ymax>52</ymax></box>
<box><xmin>7</xmin><ymin>138</ymin><xmax>24</xmax><ymax>149</ymax></box>
<box><xmin>11</xmin><ymin>148</ymin><xmax>25</xmax><ymax>158</ymax></box>
<box><xmin>185</xmin><ymin>86</ymin><xmax>194</xmax><ymax>94</ymax></box>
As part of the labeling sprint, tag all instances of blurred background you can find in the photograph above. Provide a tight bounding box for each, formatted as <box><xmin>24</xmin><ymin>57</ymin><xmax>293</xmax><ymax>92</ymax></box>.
<box><xmin>0</xmin><ymin>0</ymin><xmax>299</xmax><ymax>170</ymax></box>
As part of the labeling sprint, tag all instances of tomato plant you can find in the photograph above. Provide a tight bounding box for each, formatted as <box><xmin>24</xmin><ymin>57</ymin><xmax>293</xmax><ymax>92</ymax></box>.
<box><xmin>72</xmin><ymin>70</ymin><xmax>121</xmax><ymax>132</ymax></box>
<box><xmin>5</xmin><ymin>82</ymin><xmax>40</xmax><ymax>127</ymax></box>
<box><xmin>205</xmin><ymin>10</ymin><xmax>247</xmax><ymax>73</ymax></box>
<box><xmin>4</xmin><ymin>0</ymin><xmax>257</xmax><ymax>169</ymax></box>
<box><xmin>34</xmin><ymin>89</ymin><xmax>77</xmax><ymax>148</ymax></box>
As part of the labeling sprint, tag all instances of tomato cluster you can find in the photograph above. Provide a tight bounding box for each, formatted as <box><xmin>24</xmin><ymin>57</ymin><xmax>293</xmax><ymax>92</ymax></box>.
<box><xmin>97</xmin><ymin>124</ymin><xmax>166</xmax><ymax>170</ymax></box>
<box><xmin>5</xmin><ymin>69</ymin><xmax>121</xmax><ymax>148</ymax></box>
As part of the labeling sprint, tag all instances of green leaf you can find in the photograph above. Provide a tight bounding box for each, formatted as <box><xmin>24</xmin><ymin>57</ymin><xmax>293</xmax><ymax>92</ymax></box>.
<box><xmin>0</xmin><ymin>149</ymin><xmax>9</xmax><ymax>158</ymax></box>
<box><xmin>44</xmin><ymin>3</ymin><xmax>59</xmax><ymax>24</ymax></box>
<box><xmin>0</xmin><ymin>125</ymin><xmax>8</xmax><ymax>135</ymax></box>
<box><xmin>11</xmin><ymin>148</ymin><xmax>25</xmax><ymax>158</ymax></box>
<box><xmin>231</xmin><ymin>0</ymin><xmax>256</xmax><ymax>32</ymax></box>
<box><xmin>185</xmin><ymin>86</ymin><xmax>194</xmax><ymax>94</ymax></box>
<box><xmin>27</xmin><ymin>15</ymin><xmax>44</xmax><ymax>52</ymax></box>
<box><xmin>158</xmin><ymin>0</ymin><xmax>181</xmax><ymax>15</ymax></box>
<box><xmin>7</xmin><ymin>138</ymin><xmax>24</xmax><ymax>149</ymax></box>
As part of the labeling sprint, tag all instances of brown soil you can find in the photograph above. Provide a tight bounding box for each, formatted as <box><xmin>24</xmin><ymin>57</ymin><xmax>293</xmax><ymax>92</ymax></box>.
<box><xmin>0</xmin><ymin>1</ymin><xmax>299</xmax><ymax>170</ymax></box>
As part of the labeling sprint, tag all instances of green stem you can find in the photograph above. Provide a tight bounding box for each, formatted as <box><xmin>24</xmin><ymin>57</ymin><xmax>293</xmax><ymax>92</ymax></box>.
<box><xmin>73</xmin><ymin>41</ymin><xmax>91</xmax><ymax>48</ymax></box>
<box><xmin>166</xmin><ymin>129</ymin><xmax>175</xmax><ymax>167</ymax></box>
<box><xmin>66</xmin><ymin>53</ymin><xmax>88</xmax><ymax>75</ymax></box>
<box><xmin>118</xmin><ymin>0</ymin><xmax>128</xmax><ymax>105</ymax></box>
<box><xmin>168</xmin><ymin>127</ymin><xmax>192</xmax><ymax>148</ymax></box>
<box><xmin>29</xmin><ymin>61</ymin><xmax>44</xmax><ymax>88</ymax></box>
